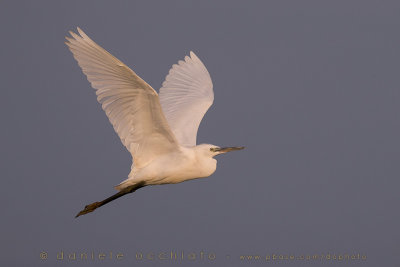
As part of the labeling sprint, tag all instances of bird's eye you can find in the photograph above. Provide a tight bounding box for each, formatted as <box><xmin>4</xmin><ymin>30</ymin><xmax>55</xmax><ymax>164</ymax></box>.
<box><xmin>210</xmin><ymin>147</ymin><xmax>215</xmax><ymax>152</ymax></box>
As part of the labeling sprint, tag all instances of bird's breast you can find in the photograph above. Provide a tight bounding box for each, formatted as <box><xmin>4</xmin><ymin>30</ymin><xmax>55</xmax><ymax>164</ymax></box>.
<box><xmin>140</xmin><ymin>152</ymin><xmax>217</xmax><ymax>185</ymax></box>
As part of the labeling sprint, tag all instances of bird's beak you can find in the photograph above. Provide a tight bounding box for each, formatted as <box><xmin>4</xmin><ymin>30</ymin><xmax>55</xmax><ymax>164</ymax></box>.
<box><xmin>212</xmin><ymin>146</ymin><xmax>245</xmax><ymax>154</ymax></box>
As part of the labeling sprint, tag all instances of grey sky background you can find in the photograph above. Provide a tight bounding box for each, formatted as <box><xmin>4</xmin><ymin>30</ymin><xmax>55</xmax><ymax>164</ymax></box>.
<box><xmin>1</xmin><ymin>0</ymin><xmax>399</xmax><ymax>266</ymax></box>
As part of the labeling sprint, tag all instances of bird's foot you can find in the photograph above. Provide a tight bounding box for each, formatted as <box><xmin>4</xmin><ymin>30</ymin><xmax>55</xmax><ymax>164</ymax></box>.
<box><xmin>75</xmin><ymin>202</ymin><xmax>101</xmax><ymax>218</ymax></box>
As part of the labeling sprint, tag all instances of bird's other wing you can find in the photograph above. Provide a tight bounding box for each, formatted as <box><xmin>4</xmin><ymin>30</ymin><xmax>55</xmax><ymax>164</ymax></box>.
<box><xmin>65</xmin><ymin>27</ymin><xmax>178</xmax><ymax>168</ymax></box>
<box><xmin>159</xmin><ymin>52</ymin><xmax>214</xmax><ymax>147</ymax></box>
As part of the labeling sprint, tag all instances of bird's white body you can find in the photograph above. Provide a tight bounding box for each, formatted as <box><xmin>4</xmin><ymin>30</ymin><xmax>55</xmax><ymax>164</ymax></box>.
<box><xmin>65</xmin><ymin>27</ymin><xmax>243</xmax><ymax>210</ymax></box>
<box><xmin>119</xmin><ymin>144</ymin><xmax>217</xmax><ymax>189</ymax></box>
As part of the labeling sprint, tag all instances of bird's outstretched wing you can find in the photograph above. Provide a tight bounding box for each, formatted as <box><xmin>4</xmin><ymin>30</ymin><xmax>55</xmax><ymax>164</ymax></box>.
<box><xmin>65</xmin><ymin>28</ymin><xmax>178</xmax><ymax>168</ymax></box>
<box><xmin>159</xmin><ymin>52</ymin><xmax>214</xmax><ymax>147</ymax></box>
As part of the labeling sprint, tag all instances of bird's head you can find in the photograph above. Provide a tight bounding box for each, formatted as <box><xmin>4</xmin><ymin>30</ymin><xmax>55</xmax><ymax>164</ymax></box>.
<box><xmin>197</xmin><ymin>144</ymin><xmax>245</xmax><ymax>158</ymax></box>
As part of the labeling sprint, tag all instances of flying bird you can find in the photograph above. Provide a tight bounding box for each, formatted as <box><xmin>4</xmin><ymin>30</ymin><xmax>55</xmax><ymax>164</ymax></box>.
<box><xmin>65</xmin><ymin>28</ymin><xmax>244</xmax><ymax>218</ymax></box>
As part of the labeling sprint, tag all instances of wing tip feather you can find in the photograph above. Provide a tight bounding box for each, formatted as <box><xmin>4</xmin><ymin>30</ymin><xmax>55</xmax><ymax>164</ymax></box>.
<box><xmin>77</xmin><ymin>27</ymin><xmax>89</xmax><ymax>40</ymax></box>
<box><xmin>189</xmin><ymin>51</ymin><xmax>196</xmax><ymax>59</ymax></box>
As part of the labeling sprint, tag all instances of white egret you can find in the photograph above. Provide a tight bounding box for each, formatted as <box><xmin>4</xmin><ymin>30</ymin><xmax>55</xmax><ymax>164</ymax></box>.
<box><xmin>65</xmin><ymin>28</ymin><xmax>244</xmax><ymax>217</ymax></box>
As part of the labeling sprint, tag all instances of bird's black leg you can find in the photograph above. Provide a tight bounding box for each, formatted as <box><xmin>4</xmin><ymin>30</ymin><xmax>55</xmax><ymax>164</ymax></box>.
<box><xmin>75</xmin><ymin>181</ymin><xmax>146</xmax><ymax>218</ymax></box>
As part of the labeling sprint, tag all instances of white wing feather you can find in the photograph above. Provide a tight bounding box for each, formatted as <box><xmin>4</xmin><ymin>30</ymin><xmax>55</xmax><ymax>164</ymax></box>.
<box><xmin>65</xmin><ymin>28</ymin><xmax>178</xmax><ymax>168</ymax></box>
<box><xmin>159</xmin><ymin>52</ymin><xmax>214</xmax><ymax>147</ymax></box>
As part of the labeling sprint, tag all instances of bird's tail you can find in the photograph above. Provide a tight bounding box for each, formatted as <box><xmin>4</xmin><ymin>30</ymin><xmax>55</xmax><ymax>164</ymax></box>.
<box><xmin>114</xmin><ymin>178</ymin><xmax>138</xmax><ymax>191</ymax></box>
